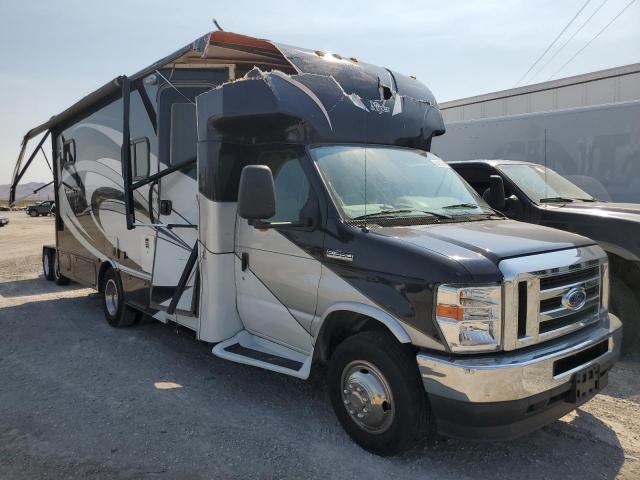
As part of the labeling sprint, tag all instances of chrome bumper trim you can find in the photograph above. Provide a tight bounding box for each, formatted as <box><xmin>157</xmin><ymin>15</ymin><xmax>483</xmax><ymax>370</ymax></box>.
<box><xmin>417</xmin><ymin>313</ymin><xmax>621</xmax><ymax>403</ymax></box>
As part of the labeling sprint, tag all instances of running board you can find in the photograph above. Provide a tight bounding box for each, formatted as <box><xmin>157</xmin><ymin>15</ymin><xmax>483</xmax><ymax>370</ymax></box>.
<box><xmin>212</xmin><ymin>331</ymin><xmax>312</xmax><ymax>379</ymax></box>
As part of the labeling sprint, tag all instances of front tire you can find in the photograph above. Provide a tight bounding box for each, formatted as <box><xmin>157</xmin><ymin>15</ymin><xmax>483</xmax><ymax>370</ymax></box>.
<box><xmin>29</xmin><ymin>210</ymin><xmax>38</xmax><ymax>217</ymax></box>
<box><xmin>101</xmin><ymin>268</ymin><xmax>139</xmax><ymax>328</ymax></box>
<box><xmin>328</xmin><ymin>331</ymin><xmax>431</xmax><ymax>456</ymax></box>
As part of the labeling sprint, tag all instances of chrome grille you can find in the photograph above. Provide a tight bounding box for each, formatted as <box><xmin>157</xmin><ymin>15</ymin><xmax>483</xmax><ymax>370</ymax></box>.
<box><xmin>500</xmin><ymin>246</ymin><xmax>607</xmax><ymax>351</ymax></box>
<box><xmin>536</xmin><ymin>262</ymin><xmax>601</xmax><ymax>339</ymax></box>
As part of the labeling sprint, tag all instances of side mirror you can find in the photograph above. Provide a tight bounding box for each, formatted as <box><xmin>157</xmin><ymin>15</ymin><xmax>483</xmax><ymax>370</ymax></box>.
<box><xmin>237</xmin><ymin>165</ymin><xmax>276</xmax><ymax>220</ymax></box>
<box><xmin>487</xmin><ymin>175</ymin><xmax>506</xmax><ymax>210</ymax></box>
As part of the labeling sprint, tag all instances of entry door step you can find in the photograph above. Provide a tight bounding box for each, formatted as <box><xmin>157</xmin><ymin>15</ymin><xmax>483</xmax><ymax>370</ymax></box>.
<box><xmin>213</xmin><ymin>330</ymin><xmax>311</xmax><ymax>379</ymax></box>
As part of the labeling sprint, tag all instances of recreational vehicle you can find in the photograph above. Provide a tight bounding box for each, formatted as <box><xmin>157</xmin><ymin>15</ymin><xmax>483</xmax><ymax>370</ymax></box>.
<box><xmin>10</xmin><ymin>31</ymin><xmax>621</xmax><ymax>455</ymax></box>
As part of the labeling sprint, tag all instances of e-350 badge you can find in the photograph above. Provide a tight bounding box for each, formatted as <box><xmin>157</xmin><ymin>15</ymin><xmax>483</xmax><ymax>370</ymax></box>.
<box><xmin>325</xmin><ymin>249</ymin><xmax>354</xmax><ymax>262</ymax></box>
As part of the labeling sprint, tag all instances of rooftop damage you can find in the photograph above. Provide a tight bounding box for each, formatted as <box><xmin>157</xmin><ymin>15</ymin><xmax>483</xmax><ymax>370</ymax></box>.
<box><xmin>11</xmin><ymin>30</ymin><xmax>445</xmax><ymax>203</ymax></box>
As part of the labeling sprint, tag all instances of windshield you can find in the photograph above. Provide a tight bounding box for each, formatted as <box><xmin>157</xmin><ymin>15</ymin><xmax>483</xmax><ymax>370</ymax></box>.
<box><xmin>310</xmin><ymin>145</ymin><xmax>493</xmax><ymax>220</ymax></box>
<box><xmin>499</xmin><ymin>164</ymin><xmax>595</xmax><ymax>203</ymax></box>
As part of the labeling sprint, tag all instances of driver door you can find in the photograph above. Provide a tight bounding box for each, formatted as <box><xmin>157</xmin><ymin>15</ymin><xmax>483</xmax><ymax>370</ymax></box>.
<box><xmin>235</xmin><ymin>149</ymin><xmax>322</xmax><ymax>353</ymax></box>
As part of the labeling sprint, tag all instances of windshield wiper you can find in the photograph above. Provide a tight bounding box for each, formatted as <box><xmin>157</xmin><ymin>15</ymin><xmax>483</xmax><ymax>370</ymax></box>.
<box><xmin>539</xmin><ymin>197</ymin><xmax>575</xmax><ymax>203</ymax></box>
<box><xmin>442</xmin><ymin>203</ymin><xmax>480</xmax><ymax>209</ymax></box>
<box><xmin>352</xmin><ymin>209</ymin><xmax>453</xmax><ymax>220</ymax></box>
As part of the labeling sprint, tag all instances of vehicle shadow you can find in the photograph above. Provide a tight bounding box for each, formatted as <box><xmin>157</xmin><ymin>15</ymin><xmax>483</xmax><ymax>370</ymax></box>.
<box><xmin>0</xmin><ymin>275</ymin><xmax>88</xmax><ymax>299</ymax></box>
<box><xmin>397</xmin><ymin>410</ymin><xmax>626</xmax><ymax>479</ymax></box>
<box><xmin>0</xmin><ymin>292</ymin><xmax>630</xmax><ymax>480</ymax></box>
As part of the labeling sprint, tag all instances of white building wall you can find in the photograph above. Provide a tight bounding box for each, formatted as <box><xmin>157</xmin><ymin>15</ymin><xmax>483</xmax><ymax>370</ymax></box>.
<box><xmin>440</xmin><ymin>63</ymin><xmax>640</xmax><ymax>122</ymax></box>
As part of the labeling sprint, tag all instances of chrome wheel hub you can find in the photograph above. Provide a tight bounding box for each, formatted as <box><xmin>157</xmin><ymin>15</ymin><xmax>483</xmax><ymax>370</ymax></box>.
<box><xmin>104</xmin><ymin>279</ymin><xmax>119</xmax><ymax>317</ymax></box>
<box><xmin>341</xmin><ymin>361</ymin><xmax>394</xmax><ymax>433</ymax></box>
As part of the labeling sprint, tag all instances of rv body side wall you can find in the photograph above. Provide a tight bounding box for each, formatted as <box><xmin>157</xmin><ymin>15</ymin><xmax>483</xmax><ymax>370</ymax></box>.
<box><xmin>53</xmin><ymin>83</ymin><xmax>159</xmax><ymax>307</ymax></box>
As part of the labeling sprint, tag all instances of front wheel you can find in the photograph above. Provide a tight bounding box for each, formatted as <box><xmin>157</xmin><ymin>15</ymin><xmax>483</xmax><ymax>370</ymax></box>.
<box><xmin>29</xmin><ymin>210</ymin><xmax>38</xmax><ymax>217</ymax></box>
<box><xmin>328</xmin><ymin>331</ymin><xmax>431</xmax><ymax>456</ymax></box>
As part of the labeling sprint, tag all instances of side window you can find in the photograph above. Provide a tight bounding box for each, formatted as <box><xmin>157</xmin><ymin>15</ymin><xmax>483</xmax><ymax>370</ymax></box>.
<box><xmin>131</xmin><ymin>137</ymin><xmax>150</xmax><ymax>180</ymax></box>
<box><xmin>62</xmin><ymin>139</ymin><xmax>76</xmax><ymax>166</ymax></box>
<box><xmin>259</xmin><ymin>151</ymin><xmax>312</xmax><ymax>223</ymax></box>
<box><xmin>158</xmin><ymin>86</ymin><xmax>209</xmax><ymax>177</ymax></box>
<box><xmin>170</xmin><ymin>103</ymin><xmax>197</xmax><ymax>166</ymax></box>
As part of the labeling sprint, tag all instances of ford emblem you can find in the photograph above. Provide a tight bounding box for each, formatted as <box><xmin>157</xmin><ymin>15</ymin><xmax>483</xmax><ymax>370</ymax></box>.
<box><xmin>562</xmin><ymin>286</ymin><xmax>587</xmax><ymax>311</ymax></box>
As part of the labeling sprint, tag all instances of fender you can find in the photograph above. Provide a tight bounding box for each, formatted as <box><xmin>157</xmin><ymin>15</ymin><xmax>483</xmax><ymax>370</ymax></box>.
<box><xmin>313</xmin><ymin>301</ymin><xmax>412</xmax><ymax>344</ymax></box>
<box><xmin>598</xmin><ymin>240</ymin><xmax>640</xmax><ymax>263</ymax></box>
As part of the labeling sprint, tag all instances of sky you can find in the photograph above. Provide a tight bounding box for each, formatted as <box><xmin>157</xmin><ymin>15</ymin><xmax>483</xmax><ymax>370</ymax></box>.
<box><xmin>0</xmin><ymin>0</ymin><xmax>638</xmax><ymax>184</ymax></box>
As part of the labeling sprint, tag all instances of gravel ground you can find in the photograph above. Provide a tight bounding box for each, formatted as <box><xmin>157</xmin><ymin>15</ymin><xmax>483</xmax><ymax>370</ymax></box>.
<box><xmin>1</xmin><ymin>210</ymin><xmax>639</xmax><ymax>479</ymax></box>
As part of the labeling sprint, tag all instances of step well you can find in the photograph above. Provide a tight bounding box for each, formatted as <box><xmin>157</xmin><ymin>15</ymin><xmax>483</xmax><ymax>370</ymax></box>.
<box><xmin>212</xmin><ymin>330</ymin><xmax>312</xmax><ymax>379</ymax></box>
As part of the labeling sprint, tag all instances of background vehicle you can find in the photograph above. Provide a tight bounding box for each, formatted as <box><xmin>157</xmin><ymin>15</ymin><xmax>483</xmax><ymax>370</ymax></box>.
<box><xmin>432</xmin><ymin>63</ymin><xmax>640</xmax><ymax>203</ymax></box>
<box><xmin>451</xmin><ymin>159</ymin><xmax>639</xmax><ymax>353</ymax></box>
<box><xmin>10</xmin><ymin>30</ymin><xmax>621</xmax><ymax>455</ymax></box>
<box><xmin>25</xmin><ymin>200</ymin><xmax>54</xmax><ymax>217</ymax></box>
<box><xmin>0</xmin><ymin>216</ymin><xmax>8</xmax><ymax>227</ymax></box>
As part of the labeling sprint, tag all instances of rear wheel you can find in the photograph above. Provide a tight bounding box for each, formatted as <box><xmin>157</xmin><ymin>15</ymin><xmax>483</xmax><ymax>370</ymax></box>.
<box><xmin>29</xmin><ymin>210</ymin><xmax>38</xmax><ymax>217</ymax></box>
<box><xmin>101</xmin><ymin>268</ymin><xmax>139</xmax><ymax>328</ymax></box>
<box><xmin>43</xmin><ymin>249</ymin><xmax>55</xmax><ymax>281</ymax></box>
<box><xmin>327</xmin><ymin>330</ymin><xmax>431</xmax><ymax>456</ymax></box>
<box><xmin>610</xmin><ymin>277</ymin><xmax>640</xmax><ymax>355</ymax></box>
<box><xmin>52</xmin><ymin>253</ymin><xmax>71</xmax><ymax>285</ymax></box>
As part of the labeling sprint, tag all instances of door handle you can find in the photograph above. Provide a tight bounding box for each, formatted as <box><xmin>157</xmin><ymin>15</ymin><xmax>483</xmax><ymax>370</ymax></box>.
<box><xmin>241</xmin><ymin>252</ymin><xmax>249</xmax><ymax>271</ymax></box>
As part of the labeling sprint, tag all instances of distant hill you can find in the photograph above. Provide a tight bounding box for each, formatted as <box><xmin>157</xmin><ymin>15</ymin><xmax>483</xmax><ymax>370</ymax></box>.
<box><xmin>0</xmin><ymin>182</ymin><xmax>55</xmax><ymax>205</ymax></box>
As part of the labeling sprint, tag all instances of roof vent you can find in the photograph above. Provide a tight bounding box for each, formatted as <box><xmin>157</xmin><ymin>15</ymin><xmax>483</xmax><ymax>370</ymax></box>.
<box><xmin>315</xmin><ymin>50</ymin><xmax>326</xmax><ymax>57</ymax></box>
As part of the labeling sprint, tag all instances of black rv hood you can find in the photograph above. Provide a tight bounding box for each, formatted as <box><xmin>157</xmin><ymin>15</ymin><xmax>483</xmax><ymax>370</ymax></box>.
<box><xmin>377</xmin><ymin>219</ymin><xmax>594</xmax><ymax>263</ymax></box>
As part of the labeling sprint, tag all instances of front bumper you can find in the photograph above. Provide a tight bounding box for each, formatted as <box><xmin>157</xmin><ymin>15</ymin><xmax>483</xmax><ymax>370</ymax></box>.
<box><xmin>417</xmin><ymin>314</ymin><xmax>622</xmax><ymax>440</ymax></box>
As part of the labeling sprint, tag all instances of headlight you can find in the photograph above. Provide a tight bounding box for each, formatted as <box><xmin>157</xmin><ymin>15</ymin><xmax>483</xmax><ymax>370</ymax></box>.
<box><xmin>435</xmin><ymin>284</ymin><xmax>502</xmax><ymax>353</ymax></box>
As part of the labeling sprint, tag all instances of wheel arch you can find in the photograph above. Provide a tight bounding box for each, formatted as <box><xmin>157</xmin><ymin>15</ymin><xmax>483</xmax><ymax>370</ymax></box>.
<box><xmin>606</xmin><ymin>251</ymin><xmax>640</xmax><ymax>293</ymax></box>
<box><xmin>313</xmin><ymin>302</ymin><xmax>412</xmax><ymax>364</ymax></box>
<box><xmin>97</xmin><ymin>259</ymin><xmax>118</xmax><ymax>292</ymax></box>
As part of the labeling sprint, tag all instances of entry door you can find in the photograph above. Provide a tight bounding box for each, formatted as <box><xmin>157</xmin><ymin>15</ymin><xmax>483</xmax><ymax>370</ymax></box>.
<box><xmin>235</xmin><ymin>150</ymin><xmax>322</xmax><ymax>353</ymax></box>
<box><xmin>150</xmin><ymin>84</ymin><xmax>212</xmax><ymax>313</ymax></box>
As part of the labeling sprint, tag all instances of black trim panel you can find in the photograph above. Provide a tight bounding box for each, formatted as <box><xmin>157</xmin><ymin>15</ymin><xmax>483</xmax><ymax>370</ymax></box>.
<box><xmin>224</xmin><ymin>343</ymin><xmax>303</xmax><ymax>370</ymax></box>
